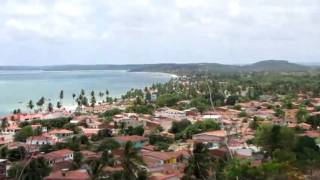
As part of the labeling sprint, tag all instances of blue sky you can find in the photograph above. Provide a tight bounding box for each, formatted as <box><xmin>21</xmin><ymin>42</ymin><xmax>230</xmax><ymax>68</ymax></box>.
<box><xmin>0</xmin><ymin>0</ymin><xmax>319</xmax><ymax>65</ymax></box>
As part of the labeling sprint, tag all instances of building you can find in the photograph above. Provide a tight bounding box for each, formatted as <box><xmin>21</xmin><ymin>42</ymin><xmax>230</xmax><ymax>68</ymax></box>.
<box><xmin>192</xmin><ymin>130</ymin><xmax>228</xmax><ymax>149</ymax></box>
<box><xmin>47</xmin><ymin>129</ymin><xmax>74</xmax><ymax>142</ymax></box>
<box><xmin>113</xmin><ymin>113</ymin><xmax>145</xmax><ymax>129</ymax></box>
<box><xmin>155</xmin><ymin>107</ymin><xmax>186</xmax><ymax>120</ymax></box>
<box><xmin>44</xmin><ymin>149</ymin><xmax>74</xmax><ymax>166</ymax></box>
<box><xmin>142</xmin><ymin>150</ymin><xmax>188</xmax><ymax>173</ymax></box>
<box><xmin>26</xmin><ymin>135</ymin><xmax>50</xmax><ymax>144</ymax></box>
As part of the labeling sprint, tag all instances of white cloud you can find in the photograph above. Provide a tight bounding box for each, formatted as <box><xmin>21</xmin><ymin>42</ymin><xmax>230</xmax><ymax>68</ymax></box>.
<box><xmin>0</xmin><ymin>0</ymin><xmax>319</xmax><ymax>64</ymax></box>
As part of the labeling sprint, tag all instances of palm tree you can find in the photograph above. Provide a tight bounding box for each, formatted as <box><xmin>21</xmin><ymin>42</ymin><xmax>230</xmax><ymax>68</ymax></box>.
<box><xmin>47</xmin><ymin>103</ymin><xmax>53</xmax><ymax>112</ymax></box>
<box><xmin>183</xmin><ymin>143</ymin><xmax>214</xmax><ymax>180</ymax></box>
<box><xmin>59</xmin><ymin>90</ymin><xmax>64</xmax><ymax>104</ymax></box>
<box><xmin>27</xmin><ymin>100</ymin><xmax>34</xmax><ymax>113</ymax></box>
<box><xmin>56</xmin><ymin>101</ymin><xmax>62</xmax><ymax>109</ymax></box>
<box><xmin>36</xmin><ymin>97</ymin><xmax>45</xmax><ymax>111</ymax></box>
<box><xmin>121</xmin><ymin>141</ymin><xmax>146</xmax><ymax>180</ymax></box>
<box><xmin>72</xmin><ymin>93</ymin><xmax>76</xmax><ymax>105</ymax></box>
<box><xmin>81</xmin><ymin>89</ymin><xmax>85</xmax><ymax>96</ymax></box>
<box><xmin>99</xmin><ymin>92</ymin><xmax>104</xmax><ymax>102</ymax></box>
<box><xmin>18</xmin><ymin>157</ymin><xmax>51</xmax><ymax>180</ymax></box>
<box><xmin>87</xmin><ymin>159</ymin><xmax>106</xmax><ymax>180</ymax></box>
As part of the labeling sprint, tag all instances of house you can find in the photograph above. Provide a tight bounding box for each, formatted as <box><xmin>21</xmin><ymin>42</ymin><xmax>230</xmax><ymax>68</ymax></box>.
<box><xmin>47</xmin><ymin>129</ymin><xmax>74</xmax><ymax>142</ymax></box>
<box><xmin>45</xmin><ymin>169</ymin><xmax>90</xmax><ymax>180</ymax></box>
<box><xmin>79</xmin><ymin>127</ymin><xmax>101</xmax><ymax>137</ymax></box>
<box><xmin>155</xmin><ymin>107</ymin><xmax>187</xmax><ymax>120</ymax></box>
<box><xmin>44</xmin><ymin>149</ymin><xmax>74</xmax><ymax>166</ymax></box>
<box><xmin>26</xmin><ymin>135</ymin><xmax>53</xmax><ymax>151</ymax></box>
<box><xmin>113</xmin><ymin>113</ymin><xmax>145</xmax><ymax>129</ymax></box>
<box><xmin>0</xmin><ymin>124</ymin><xmax>21</xmax><ymax>135</ymax></box>
<box><xmin>192</xmin><ymin>130</ymin><xmax>228</xmax><ymax>149</ymax></box>
<box><xmin>145</xmin><ymin>90</ymin><xmax>158</xmax><ymax>102</ymax></box>
<box><xmin>113</xmin><ymin>135</ymin><xmax>146</xmax><ymax>148</ymax></box>
<box><xmin>84</xmin><ymin>116</ymin><xmax>102</xmax><ymax>129</ymax></box>
<box><xmin>142</xmin><ymin>150</ymin><xmax>188</xmax><ymax>173</ymax></box>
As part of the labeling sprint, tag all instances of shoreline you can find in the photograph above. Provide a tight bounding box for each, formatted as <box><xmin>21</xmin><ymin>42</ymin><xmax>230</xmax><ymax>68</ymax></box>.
<box><xmin>0</xmin><ymin>70</ymin><xmax>175</xmax><ymax>116</ymax></box>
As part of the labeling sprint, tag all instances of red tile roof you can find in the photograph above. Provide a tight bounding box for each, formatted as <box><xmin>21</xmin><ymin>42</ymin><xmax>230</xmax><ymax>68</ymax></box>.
<box><xmin>45</xmin><ymin>169</ymin><xmax>90</xmax><ymax>180</ymax></box>
<box><xmin>113</xmin><ymin>135</ymin><xmax>145</xmax><ymax>142</ymax></box>
<box><xmin>44</xmin><ymin>149</ymin><xmax>73</xmax><ymax>161</ymax></box>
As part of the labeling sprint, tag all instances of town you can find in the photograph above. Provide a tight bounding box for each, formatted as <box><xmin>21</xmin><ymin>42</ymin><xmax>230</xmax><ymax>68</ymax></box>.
<box><xmin>0</xmin><ymin>70</ymin><xmax>319</xmax><ymax>180</ymax></box>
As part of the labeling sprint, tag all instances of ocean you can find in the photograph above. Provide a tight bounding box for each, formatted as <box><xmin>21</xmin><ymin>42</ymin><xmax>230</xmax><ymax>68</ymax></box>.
<box><xmin>0</xmin><ymin>70</ymin><xmax>173</xmax><ymax>115</ymax></box>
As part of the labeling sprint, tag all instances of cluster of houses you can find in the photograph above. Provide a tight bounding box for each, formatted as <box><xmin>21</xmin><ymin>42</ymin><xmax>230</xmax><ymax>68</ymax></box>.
<box><xmin>0</xmin><ymin>91</ymin><xmax>320</xmax><ymax>179</ymax></box>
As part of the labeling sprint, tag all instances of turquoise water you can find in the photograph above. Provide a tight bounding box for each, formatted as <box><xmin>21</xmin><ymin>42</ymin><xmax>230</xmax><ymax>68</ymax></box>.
<box><xmin>0</xmin><ymin>70</ymin><xmax>172</xmax><ymax>115</ymax></box>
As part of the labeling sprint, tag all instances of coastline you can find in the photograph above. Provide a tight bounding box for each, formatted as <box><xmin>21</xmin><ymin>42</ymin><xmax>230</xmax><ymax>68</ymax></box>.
<box><xmin>0</xmin><ymin>70</ymin><xmax>174</xmax><ymax>116</ymax></box>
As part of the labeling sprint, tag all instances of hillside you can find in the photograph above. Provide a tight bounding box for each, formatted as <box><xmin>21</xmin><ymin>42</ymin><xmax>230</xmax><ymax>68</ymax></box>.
<box><xmin>129</xmin><ymin>60</ymin><xmax>310</xmax><ymax>73</ymax></box>
<box><xmin>241</xmin><ymin>60</ymin><xmax>309</xmax><ymax>72</ymax></box>
<box><xmin>0</xmin><ymin>60</ymin><xmax>310</xmax><ymax>73</ymax></box>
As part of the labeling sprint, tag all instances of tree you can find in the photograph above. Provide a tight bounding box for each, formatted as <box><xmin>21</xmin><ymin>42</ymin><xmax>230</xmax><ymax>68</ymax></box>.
<box><xmin>156</xmin><ymin>93</ymin><xmax>181</xmax><ymax>107</ymax></box>
<box><xmin>7</xmin><ymin>146</ymin><xmax>26</xmax><ymax>161</ymax></box>
<box><xmin>27</xmin><ymin>100</ymin><xmax>34</xmax><ymax>112</ymax></box>
<box><xmin>274</xmin><ymin>107</ymin><xmax>285</xmax><ymax>118</ymax></box>
<box><xmin>91</xmin><ymin>94</ymin><xmax>96</xmax><ymax>108</ymax></box>
<box><xmin>59</xmin><ymin>90</ymin><xmax>64</xmax><ymax>102</ymax></box>
<box><xmin>18</xmin><ymin>157</ymin><xmax>51</xmax><ymax>180</ymax></box>
<box><xmin>71</xmin><ymin>151</ymin><xmax>83</xmax><ymax>169</ymax></box>
<box><xmin>14</xmin><ymin>126</ymin><xmax>34</xmax><ymax>142</ymax></box>
<box><xmin>121</xmin><ymin>142</ymin><xmax>145</xmax><ymax>180</ymax></box>
<box><xmin>121</xmin><ymin>126</ymin><xmax>144</xmax><ymax>136</ymax></box>
<box><xmin>296</xmin><ymin>107</ymin><xmax>309</xmax><ymax>123</ymax></box>
<box><xmin>56</xmin><ymin>101</ymin><xmax>62</xmax><ymax>109</ymax></box>
<box><xmin>72</xmin><ymin>93</ymin><xmax>76</xmax><ymax>105</ymax></box>
<box><xmin>36</xmin><ymin>97</ymin><xmax>45</xmax><ymax>111</ymax></box>
<box><xmin>96</xmin><ymin>138</ymin><xmax>120</xmax><ymax>152</ymax></box>
<box><xmin>170</xmin><ymin>120</ymin><xmax>191</xmax><ymax>134</ymax></box>
<box><xmin>87</xmin><ymin>159</ymin><xmax>106</xmax><ymax>180</ymax></box>
<box><xmin>47</xmin><ymin>102</ymin><xmax>53</xmax><ymax>112</ymax></box>
<box><xmin>255</xmin><ymin>125</ymin><xmax>295</xmax><ymax>155</ymax></box>
<box><xmin>190</xmin><ymin>97</ymin><xmax>209</xmax><ymax>114</ymax></box>
<box><xmin>183</xmin><ymin>143</ymin><xmax>214</xmax><ymax>180</ymax></box>
<box><xmin>226</xmin><ymin>95</ymin><xmax>238</xmax><ymax>106</ymax></box>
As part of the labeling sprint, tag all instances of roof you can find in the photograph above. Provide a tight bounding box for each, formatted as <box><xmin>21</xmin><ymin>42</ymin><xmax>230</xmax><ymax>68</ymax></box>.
<box><xmin>27</xmin><ymin>135</ymin><xmax>51</xmax><ymax>141</ymax></box>
<box><xmin>195</xmin><ymin>130</ymin><xmax>227</xmax><ymax>137</ymax></box>
<box><xmin>49</xmin><ymin>129</ymin><xmax>73</xmax><ymax>134</ymax></box>
<box><xmin>113</xmin><ymin>135</ymin><xmax>145</xmax><ymax>143</ymax></box>
<box><xmin>45</xmin><ymin>149</ymin><xmax>73</xmax><ymax>161</ymax></box>
<box><xmin>45</xmin><ymin>169</ymin><xmax>90</xmax><ymax>180</ymax></box>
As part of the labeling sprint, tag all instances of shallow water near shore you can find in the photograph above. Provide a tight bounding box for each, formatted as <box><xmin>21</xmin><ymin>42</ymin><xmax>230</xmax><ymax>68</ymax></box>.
<box><xmin>0</xmin><ymin>70</ymin><xmax>173</xmax><ymax>115</ymax></box>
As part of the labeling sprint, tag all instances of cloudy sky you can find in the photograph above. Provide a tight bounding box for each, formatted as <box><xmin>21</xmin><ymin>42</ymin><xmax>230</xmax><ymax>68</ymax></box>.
<box><xmin>0</xmin><ymin>0</ymin><xmax>319</xmax><ymax>65</ymax></box>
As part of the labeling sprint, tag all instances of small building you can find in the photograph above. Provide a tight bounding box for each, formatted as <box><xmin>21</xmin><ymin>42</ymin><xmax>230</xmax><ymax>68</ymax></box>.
<box><xmin>26</xmin><ymin>135</ymin><xmax>53</xmax><ymax>151</ymax></box>
<box><xmin>192</xmin><ymin>130</ymin><xmax>227</xmax><ymax>150</ymax></box>
<box><xmin>113</xmin><ymin>113</ymin><xmax>145</xmax><ymax>129</ymax></box>
<box><xmin>47</xmin><ymin>129</ymin><xmax>74</xmax><ymax>142</ymax></box>
<box><xmin>155</xmin><ymin>107</ymin><xmax>186</xmax><ymax>120</ymax></box>
<box><xmin>44</xmin><ymin>149</ymin><xmax>74</xmax><ymax>166</ymax></box>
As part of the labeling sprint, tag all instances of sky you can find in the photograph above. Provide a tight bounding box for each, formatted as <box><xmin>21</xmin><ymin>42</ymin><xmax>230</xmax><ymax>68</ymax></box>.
<box><xmin>0</xmin><ymin>0</ymin><xmax>319</xmax><ymax>66</ymax></box>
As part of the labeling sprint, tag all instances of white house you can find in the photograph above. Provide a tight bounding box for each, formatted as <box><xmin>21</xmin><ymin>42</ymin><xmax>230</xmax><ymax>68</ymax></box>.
<box><xmin>155</xmin><ymin>107</ymin><xmax>187</xmax><ymax>120</ymax></box>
